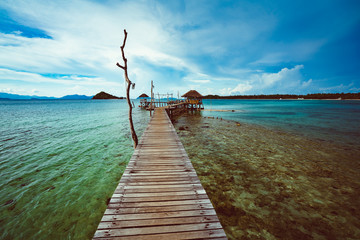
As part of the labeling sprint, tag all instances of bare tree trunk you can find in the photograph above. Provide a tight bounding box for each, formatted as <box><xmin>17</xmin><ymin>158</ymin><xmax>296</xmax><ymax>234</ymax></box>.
<box><xmin>116</xmin><ymin>29</ymin><xmax>138</xmax><ymax>148</ymax></box>
<box><xmin>125</xmin><ymin>80</ymin><xmax>138</xmax><ymax>148</ymax></box>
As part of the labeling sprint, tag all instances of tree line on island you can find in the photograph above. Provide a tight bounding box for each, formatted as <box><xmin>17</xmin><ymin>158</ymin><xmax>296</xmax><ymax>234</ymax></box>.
<box><xmin>1</xmin><ymin>91</ymin><xmax>359</xmax><ymax>101</ymax></box>
<box><xmin>202</xmin><ymin>92</ymin><xmax>360</xmax><ymax>100</ymax></box>
<box><xmin>91</xmin><ymin>91</ymin><xmax>360</xmax><ymax>100</ymax></box>
<box><xmin>92</xmin><ymin>91</ymin><xmax>125</xmax><ymax>99</ymax></box>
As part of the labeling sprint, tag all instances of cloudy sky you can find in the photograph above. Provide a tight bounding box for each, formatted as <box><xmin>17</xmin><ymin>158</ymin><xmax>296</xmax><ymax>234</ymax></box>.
<box><xmin>0</xmin><ymin>0</ymin><xmax>359</xmax><ymax>97</ymax></box>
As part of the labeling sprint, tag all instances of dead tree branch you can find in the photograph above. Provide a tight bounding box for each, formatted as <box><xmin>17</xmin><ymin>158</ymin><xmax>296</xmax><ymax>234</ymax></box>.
<box><xmin>117</xmin><ymin>29</ymin><xmax>138</xmax><ymax>148</ymax></box>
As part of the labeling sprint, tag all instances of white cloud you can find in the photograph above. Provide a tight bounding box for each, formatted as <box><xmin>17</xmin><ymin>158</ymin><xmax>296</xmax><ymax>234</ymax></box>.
<box><xmin>349</xmin><ymin>87</ymin><xmax>360</xmax><ymax>92</ymax></box>
<box><xmin>225</xmin><ymin>65</ymin><xmax>312</xmax><ymax>95</ymax></box>
<box><xmin>319</xmin><ymin>83</ymin><xmax>354</xmax><ymax>93</ymax></box>
<box><xmin>12</xmin><ymin>30</ymin><xmax>22</xmax><ymax>35</ymax></box>
<box><xmin>0</xmin><ymin>88</ymin><xmax>15</xmax><ymax>94</ymax></box>
<box><xmin>187</xmin><ymin>79</ymin><xmax>211</xmax><ymax>84</ymax></box>
<box><xmin>230</xmin><ymin>82</ymin><xmax>253</xmax><ymax>95</ymax></box>
<box><xmin>302</xmin><ymin>79</ymin><xmax>312</xmax><ymax>88</ymax></box>
<box><xmin>261</xmin><ymin>65</ymin><xmax>304</xmax><ymax>87</ymax></box>
<box><xmin>219</xmin><ymin>88</ymin><xmax>232</xmax><ymax>95</ymax></box>
<box><xmin>0</xmin><ymin>0</ymin><xmax>209</xmax><ymax>97</ymax></box>
<box><xmin>1</xmin><ymin>0</ymin><xmax>357</xmax><ymax>97</ymax></box>
<box><xmin>0</xmin><ymin>68</ymin><xmax>122</xmax><ymax>97</ymax></box>
<box><xmin>0</xmin><ymin>68</ymin><xmax>117</xmax><ymax>86</ymax></box>
<box><xmin>253</xmin><ymin>40</ymin><xmax>326</xmax><ymax>65</ymax></box>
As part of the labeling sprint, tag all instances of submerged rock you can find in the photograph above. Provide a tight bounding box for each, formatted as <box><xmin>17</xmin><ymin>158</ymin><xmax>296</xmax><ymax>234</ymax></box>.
<box><xmin>179</xmin><ymin>126</ymin><xmax>189</xmax><ymax>131</ymax></box>
<box><xmin>4</xmin><ymin>199</ymin><xmax>14</xmax><ymax>206</ymax></box>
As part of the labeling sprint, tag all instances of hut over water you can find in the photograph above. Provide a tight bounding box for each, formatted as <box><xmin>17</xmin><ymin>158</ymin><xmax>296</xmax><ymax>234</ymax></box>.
<box><xmin>138</xmin><ymin>93</ymin><xmax>150</xmax><ymax>109</ymax></box>
<box><xmin>181</xmin><ymin>90</ymin><xmax>203</xmax><ymax>99</ymax></box>
<box><xmin>138</xmin><ymin>93</ymin><xmax>149</xmax><ymax>98</ymax></box>
<box><xmin>182</xmin><ymin>90</ymin><xmax>204</xmax><ymax>110</ymax></box>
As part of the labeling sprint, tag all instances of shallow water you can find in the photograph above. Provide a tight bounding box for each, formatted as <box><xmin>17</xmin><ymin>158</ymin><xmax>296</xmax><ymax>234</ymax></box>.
<box><xmin>202</xmin><ymin>99</ymin><xmax>360</xmax><ymax>147</ymax></box>
<box><xmin>1</xmin><ymin>99</ymin><xmax>359</xmax><ymax>239</ymax></box>
<box><xmin>174</xmin><ymin>111</ymin><xmax>360</xmax><ymax>240</ymax></box>
<box><xmin>0</xmin><ymin>100</ymin><xmax>149</xmax><ymax>239</ymax></box>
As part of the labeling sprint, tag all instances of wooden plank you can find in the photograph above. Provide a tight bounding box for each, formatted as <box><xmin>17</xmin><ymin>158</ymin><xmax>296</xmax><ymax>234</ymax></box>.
<box><xmin>112</xmin><ymin>189</ymin><xmax>206</xmax><ymax>198</ymax></box>
<box><xmin>119</xmin><ymin>177</ymin><xmax>201</xmax><ymax>183</ymax></box>
<box><xmin>94</xmin><ymin>229</ymin><xmax>227</xmax><ymax>239</ymax></box>
<box><xmin>105</xmin><ymin>203</ymin><xmax>215</xmax><ymax>214</ymax></box>
<box><xmin>122</xmin><ymin>172</ymin><xmax>197</xmax><ymax>177</ymax></box>
<box><xmin>94</xmin><ymin>222</ymin><xmax>224</xmax><ymax>238</ymax></box>
<box><xmin>115</xmin><ymin>186</ymin><xmax>204</xmax><ymax>194</ymax></box>
<box><xmin>119</xmin><ymin>183</ymin><xmax>203</xmax><ymax>189</ymax></box>
<box><xmin>119</xmin><ymin>176</ymin><xmax>201</xmax><ymax>182</ymax></box>
<box><xmin>93</xmin><ymin>108</ymin><xmax>227</xmax><ymax>239</ymax></box>
<box><xmin>121</xmin><ymin>180</ymin><xmax>202</xmax><ymax>186</ymax></box>
<box><xmin>101</xmin><ymin>209</ymin><xmax>217</xmax><ymax>221</ymax></box>
<box><xmin>109</xmin><ymin>194</ymin><xmax>210</xmax><ymax>203</ymax></box>
<box><xmin>108</xmin><ymin>199</ymin><xmax>212</xmax><ymax>208</ymax></box>
<box><xmin>97</xmin><ymin>215</ymin><xmax>219</xmax><ymax>229</ymax></box>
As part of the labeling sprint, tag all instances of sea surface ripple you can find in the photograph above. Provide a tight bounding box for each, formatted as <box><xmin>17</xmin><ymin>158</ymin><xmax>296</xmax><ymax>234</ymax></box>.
<box><xmin>0</xmin><ymin>99</ymin><xmax>149</xmax><ymax>239</ymax></box>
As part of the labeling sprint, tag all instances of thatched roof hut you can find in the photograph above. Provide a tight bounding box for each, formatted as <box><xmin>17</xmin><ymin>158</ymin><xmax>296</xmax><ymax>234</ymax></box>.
<box><xmin>181</xmin><ymin>90</ymin><xmax>203</xmax><ymax>99</ymax></box>
<box><xmin>138</xmin><ymin>93</ymin><xmax>149</xmax><ymax>98</ymax></box>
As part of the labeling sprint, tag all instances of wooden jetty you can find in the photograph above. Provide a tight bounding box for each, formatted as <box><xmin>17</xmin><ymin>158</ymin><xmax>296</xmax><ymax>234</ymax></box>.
<box><xmin>145</xmin><ymin>100</ymin><xmax>204</xmax><ymax>112</ymax></box>
<box><xmin>142</xmin><ymin>89</ymin><xmax>204</xmax><ymax>112</ymax></box>
<box><xmin>93</xmin><ymin>108</ymin><xmax>227</xmax><ymax>239</ymax></box>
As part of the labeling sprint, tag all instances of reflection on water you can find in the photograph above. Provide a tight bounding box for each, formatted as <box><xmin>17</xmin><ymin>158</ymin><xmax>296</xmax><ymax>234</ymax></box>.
<box><xmin>174</xmin><ymin>112</ymin><xmax>360</xmax><ymax>240</ymax></box>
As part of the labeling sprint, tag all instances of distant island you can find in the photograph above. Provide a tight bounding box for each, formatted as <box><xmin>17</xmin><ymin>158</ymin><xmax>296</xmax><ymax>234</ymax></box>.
<box><xmin>59</xmin><ymin>94</ymin><xmax>93</xmax><ymax>100</ymax></box>
<box><xmin>92</xmin><ymin>91</ymin><xmax>124</xmax><ymax>99</ymax></box>
<box><xmin>202</xmin><ymin>92</ymin><xmax>360</xmax><ymax>100</ymax></box>
<box><xmin>0</xmin><ymin>92</ymin><xmax>92</xmax><ymax>100</ymax></box>
<box><xmin>0</xmin><ymin>91</ymin><xmax>126</xmax><ymax>100</ymax></box>
<box><xmin>1</xmin><ymin>91</ymin><xmax>359</xmax><ymax>101</ymax></box>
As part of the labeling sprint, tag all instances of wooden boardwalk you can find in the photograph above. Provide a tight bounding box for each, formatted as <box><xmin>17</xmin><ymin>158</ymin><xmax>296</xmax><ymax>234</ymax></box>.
<box><xmin>93</xmin><ymin>108</ymin><xmax>227</xmax><ymax>239</ymax></box>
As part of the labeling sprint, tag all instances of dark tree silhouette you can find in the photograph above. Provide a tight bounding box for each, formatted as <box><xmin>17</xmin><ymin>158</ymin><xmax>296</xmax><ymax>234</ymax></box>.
<box><xmin>116</xmin><ymin>29</ymin><xmax>138</xmax><ymax>148</ymax></box>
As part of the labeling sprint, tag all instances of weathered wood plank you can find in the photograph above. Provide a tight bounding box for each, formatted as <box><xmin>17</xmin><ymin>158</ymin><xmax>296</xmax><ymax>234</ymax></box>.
<box><xmin>105</xmin><ymin>203</ymin><xmax>215</xmax><ymax>214</ymax></box>
<box><xmin>122</xmin><ymin>172</ymin><xmax>197</xmax><ymax>177</ymax></box>
<box><xmin>115</xmin><ymin>186</ymin><xmax>204</xmax><ymax>194</ymax></box>
<box><xmin>109</xmin><ymin>194</ymin><xmax>210</xmax><ymax>203</ymax></box>
<box><xmin>101</xmin><ymin>209</ymin><xmax>217</xmax><ymax>221</ymax></box>
<box><xmin>118</xmin><ymin>183</ymin><xmax>203</xmax><ymax>189</ymax></box>
<box><xmin>94</xmin><ymin>222</ymin><xmax>224</xmax><ymax>238</ymax></box>
<box><xmin>93</xmin><ymin>229</ymin><xmax>227</xmax><ymax>239</ymax></box>
<box><xmin>108</xmin><ymin>199</ymin><xmax>212</xmax><ymax>208</ymax></box>
<box><xmin>120</xmin><ymin>181</ymin><xmax>202</xmax><ymax>186</ymax></box>
<box><xmin>112</xmin><ymin>189</ymin><xmax>206</xmax><ymax>198</ymax></box>
<box><xmin>119</xmin><ymin>176</ymin><xmax>201</xmax><ymax>182</ymax></box>
<box><xmin>97</xmin><ymin>215</ymin><xmax>219</xmax><ymax>229</ymax></box>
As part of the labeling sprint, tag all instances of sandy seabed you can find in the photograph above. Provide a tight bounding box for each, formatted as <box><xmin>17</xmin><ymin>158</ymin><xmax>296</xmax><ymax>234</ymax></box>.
<box><xmin>174</xmin><ymin>113</ymin><xmax>360</xmax><ymax>240</ymax></box>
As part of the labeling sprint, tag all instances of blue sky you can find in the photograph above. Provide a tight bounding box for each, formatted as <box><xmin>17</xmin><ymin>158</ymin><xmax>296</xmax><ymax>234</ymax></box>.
<box><xmin>0</xmin><ymin>0</ymin><xmax>359</xmax><ymax>97</ymax></box>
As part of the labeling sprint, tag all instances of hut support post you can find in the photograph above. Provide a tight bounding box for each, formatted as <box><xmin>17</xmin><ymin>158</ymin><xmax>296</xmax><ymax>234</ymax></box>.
<box><xmin>150</xmin><ymin>80</ymin><xmax>154</xmax><ymax>117</ymax></box>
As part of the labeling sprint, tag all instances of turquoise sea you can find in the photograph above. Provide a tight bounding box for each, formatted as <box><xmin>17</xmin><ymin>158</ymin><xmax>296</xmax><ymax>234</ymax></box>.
<box><xmin>1</xmin><ymin>99</ymin><xmax>360</xmax><ymax>239</ymax></box>
<box><xmin>0</xmin><ymin>100</ymin><xmax>149</xmax><ymax>239</ymax></box>
<box><xmin>202</xmin><ymin>99</ymin><xmax>360</xmax><ymax>147</ymax></box>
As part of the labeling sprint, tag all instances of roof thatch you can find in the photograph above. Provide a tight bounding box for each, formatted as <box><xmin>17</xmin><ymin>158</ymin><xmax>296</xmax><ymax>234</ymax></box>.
<box><xmin>181</xmin><ymin>90</ymin><xmax>203</xmax><ymax>98</ymax></box>
<box><xmin>138</xmin><ymin>93</ymin><xmax>149</xmax><ymax>98</ymax></box>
